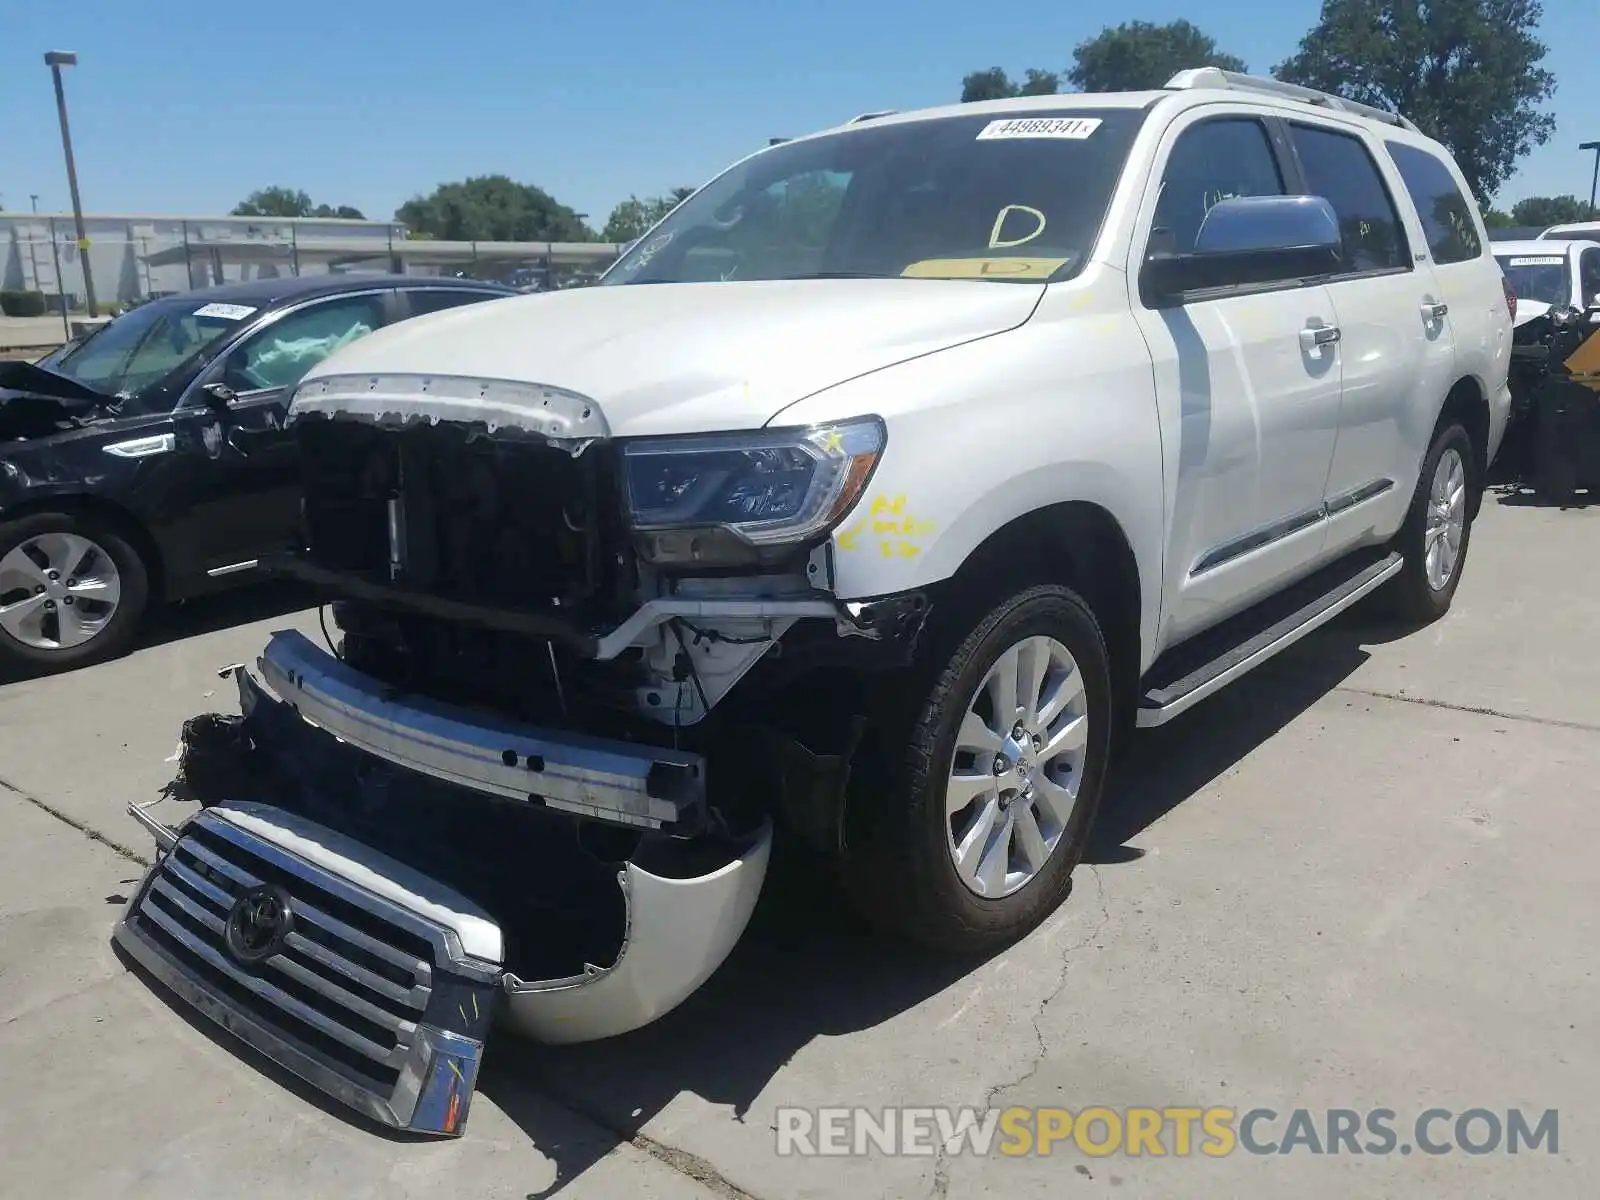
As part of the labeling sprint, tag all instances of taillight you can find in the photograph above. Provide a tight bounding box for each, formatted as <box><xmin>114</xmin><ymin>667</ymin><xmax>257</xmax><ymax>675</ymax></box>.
<box><xmin>1502</xmin><ymin>273</ymin><xmax>1517</xmax><ymax>322</ymax></box>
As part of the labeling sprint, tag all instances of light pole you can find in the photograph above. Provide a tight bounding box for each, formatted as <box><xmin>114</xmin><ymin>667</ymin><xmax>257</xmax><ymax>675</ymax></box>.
<box><xmin>1583</xmin><ymin>141</ymin><xmax>1600</xmax><ymax>220</ymax></box>
<box><xmin>44</xmin><ymin>50</ymin><xmax>97</xmax><ymax>317</ymax></box>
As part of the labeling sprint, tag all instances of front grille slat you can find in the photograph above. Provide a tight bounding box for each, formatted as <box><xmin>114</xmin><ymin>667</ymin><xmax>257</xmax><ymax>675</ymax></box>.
<box><xmin>283</xmin><ymin>930</ymin><xmax>428</xmax><ymax>1008</ymax></box>
<box><xmin>150</xmin><ymin>875</ymin><xmax>225</xmax><ymax>932</ymax></box>
<box><xmin>266</xmin><ymin>953</ymin><xmax>419</xmax><ymax>1036</ymax></box>
<box><xmin>286</xmin><ymin>898</ymin><xmax>432</xmax><ymax>984</ymax></box>
<box><xmin>151</xmin><ymin>871</ymin><xmax>420</xmax><ymax>1032</ymax></box>
<box><xmin>138</xmin><ymin>891</ymin><xmax>407</xmax><ymax>1068</ymax></box>
<box><xmin>180</xmin><ymin>835</ymin><xmax>260</xmax><ymax>889</ymax></box>
<box><xmin>164</xmin><ymin>854</ymin><xmax>235</xmax><ymax>910</ymax></box>
<box><xmin>180</xmin><ymin>836</ymin><xmax>431</xmax><ymax>982</ymax></box>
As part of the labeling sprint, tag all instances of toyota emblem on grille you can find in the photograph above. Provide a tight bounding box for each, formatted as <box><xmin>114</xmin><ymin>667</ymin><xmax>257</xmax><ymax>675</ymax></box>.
<box><xmin>224</xmin><ymin>885</ymin><xmax>294</xmax><ymax>965</ymax></box>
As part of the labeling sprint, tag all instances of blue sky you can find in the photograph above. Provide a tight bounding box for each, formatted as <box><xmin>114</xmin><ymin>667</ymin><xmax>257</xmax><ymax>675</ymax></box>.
<box><xmin>4</xmin><ymin>1</ymin><xmax>1597</xmax><ymax>226</ymax></box>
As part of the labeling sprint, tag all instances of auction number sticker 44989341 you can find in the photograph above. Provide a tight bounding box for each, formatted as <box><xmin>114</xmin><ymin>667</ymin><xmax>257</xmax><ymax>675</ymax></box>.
<box><xmin>976</xmin><ymin>117</ymin><xmax>1102</xmax><ymax>140</ymax></box>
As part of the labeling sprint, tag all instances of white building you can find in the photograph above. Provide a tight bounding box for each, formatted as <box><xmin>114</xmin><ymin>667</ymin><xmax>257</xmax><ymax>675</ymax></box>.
<box><xmin>1</xmin><ymin>211</ymin><xmax>623</xmax><ymax>306</ymax></box>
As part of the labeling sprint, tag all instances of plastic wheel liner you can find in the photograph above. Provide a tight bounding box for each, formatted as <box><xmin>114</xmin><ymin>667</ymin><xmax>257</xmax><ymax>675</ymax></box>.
<box><xmin>115</xmin><ymin>630</ymin><xmax>771</xmax><ymax>1136</ymax></box>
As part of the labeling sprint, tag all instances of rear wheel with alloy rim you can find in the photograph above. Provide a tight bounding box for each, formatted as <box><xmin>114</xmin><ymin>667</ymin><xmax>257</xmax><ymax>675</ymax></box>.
<box><xmin>846</xmin><ymin>584</ymin><xmax>1113</xmax><ymax>954</ymax></box>
<box><xmin>0</xmin><ymin>512</ymin><xmax>150</xmax><ymax>673</ymax></box>
<box><xmin>1387</xmin><ymin>422</ymin><xmax>1476</xmax><ymax>624</ymax></box>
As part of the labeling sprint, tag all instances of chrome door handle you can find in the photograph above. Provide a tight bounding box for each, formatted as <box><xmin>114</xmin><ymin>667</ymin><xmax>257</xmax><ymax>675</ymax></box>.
<box><xmin>1299</xmin><ymin>325</ymin><xmax>1341</xmax><ymax>350</ymax></box>
<box><xmin>1421</xmin><ymin>300</ymin><xmax>1449</xmax><ymax>321</ymax></box>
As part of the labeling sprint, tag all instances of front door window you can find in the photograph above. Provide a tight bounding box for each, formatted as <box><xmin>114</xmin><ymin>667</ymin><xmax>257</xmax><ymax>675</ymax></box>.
<box><xmin>219</xmin><ymin>294</ymin><xmax>386</xmax><ymax>394</ymax></box>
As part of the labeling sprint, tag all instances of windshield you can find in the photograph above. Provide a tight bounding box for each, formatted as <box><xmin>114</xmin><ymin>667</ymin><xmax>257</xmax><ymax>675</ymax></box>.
<box><xmin>46</xmin><ymin>295</ymin><xmax>258</xmax><ymax>402</ymax></box>
<box><xmin>1495</xmin><ymin>253</ymin><xmax>1570</xmax><ymax>307</ymax></box>
<box><xmin>602</xmin><ymin>108</ymin><xmax>1147</xmax><ymax>287</ymax></box>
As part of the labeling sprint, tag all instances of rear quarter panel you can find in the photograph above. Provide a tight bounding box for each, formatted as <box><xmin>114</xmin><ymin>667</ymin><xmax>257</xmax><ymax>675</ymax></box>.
<box><xmin>1377</xmin><ymin>130</ymin><xmax>1513</xmax><ymax>471</ymax></box>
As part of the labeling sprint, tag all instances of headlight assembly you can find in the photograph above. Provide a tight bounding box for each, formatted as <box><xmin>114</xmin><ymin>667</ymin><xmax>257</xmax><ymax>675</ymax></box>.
<box><xmin>622</xmin><ymin>417</ymin><xmax>885</xmax><ymax>567</ymax></box>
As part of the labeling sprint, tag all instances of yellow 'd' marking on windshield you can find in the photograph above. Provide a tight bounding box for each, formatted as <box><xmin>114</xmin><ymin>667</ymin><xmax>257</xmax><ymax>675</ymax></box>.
<box><xmin>989</xmin><ymin>205</ymin><xmax>1047</xmax><ymax>249</ymax></box>
<box><xmin>901</xmin><ymin>257</ymin><xmax>1069</xmax><ymax>280</ymax></box>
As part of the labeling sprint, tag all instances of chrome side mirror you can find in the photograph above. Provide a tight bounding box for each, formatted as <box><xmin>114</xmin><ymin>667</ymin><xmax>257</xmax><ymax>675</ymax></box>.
<box><xmin>1193</xmin><ymin>195</ymin><xmax>1342</xmax><ymax>256</ymax></box>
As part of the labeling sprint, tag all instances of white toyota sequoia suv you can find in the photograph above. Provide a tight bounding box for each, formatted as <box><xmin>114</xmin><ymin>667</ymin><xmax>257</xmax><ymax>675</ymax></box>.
<box><xmin>116</xmin><ymin>69</ymin><xmax>1512</xmax><ymax>1134</ymax></box>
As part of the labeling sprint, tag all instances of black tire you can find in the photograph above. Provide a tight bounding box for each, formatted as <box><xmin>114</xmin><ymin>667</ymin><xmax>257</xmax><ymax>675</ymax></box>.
<box><xmin>1386</xmin><ymin>422</ymin><xmax>1476</xmax><ymax>624</ymax></box>
<box><xmin>0</xmin><ymin>511</ymin><xmax>151</xmax><ymax>674</ymax></box>
<box><xmin>844</xmin><ymin>584</ymin><xmax>1113</xmax><ymax>955</ymax></box>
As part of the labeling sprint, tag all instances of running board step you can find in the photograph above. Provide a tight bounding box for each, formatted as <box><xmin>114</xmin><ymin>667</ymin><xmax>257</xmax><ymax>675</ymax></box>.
<box><xmin>1137</xmin><ymin>549</ymin><xmax>1403</xmax><ymax>727</ymax></box>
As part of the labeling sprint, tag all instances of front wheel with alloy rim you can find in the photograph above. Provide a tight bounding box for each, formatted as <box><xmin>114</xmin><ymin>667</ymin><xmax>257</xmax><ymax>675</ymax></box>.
<box><xmin>846</xmin><ymin>584</ymin><xmax>1113</xmax><ymax>955</ymax></box>
<box><xmin>1386</xmin><ymin>422</ymin><xmax>1476</xmax><ymax>624</ymax></box>
<box><xmin>0</xmin><ymin>512</ymin><xmax>150</xmax><ymax>673</ymax></box>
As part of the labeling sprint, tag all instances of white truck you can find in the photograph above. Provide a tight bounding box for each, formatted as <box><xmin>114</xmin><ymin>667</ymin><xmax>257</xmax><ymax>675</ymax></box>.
<box><xmin>116</xmin><ymin>68</ymin><xmax>1512</xmax><ymax>1136</ymax></box>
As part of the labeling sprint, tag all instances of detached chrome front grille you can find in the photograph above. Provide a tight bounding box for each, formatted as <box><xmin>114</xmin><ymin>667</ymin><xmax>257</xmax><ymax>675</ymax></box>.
<box><xmin>115</xmin><ymin>805</ymin><xmax>500</xmax><ymax>1136</ymax></box>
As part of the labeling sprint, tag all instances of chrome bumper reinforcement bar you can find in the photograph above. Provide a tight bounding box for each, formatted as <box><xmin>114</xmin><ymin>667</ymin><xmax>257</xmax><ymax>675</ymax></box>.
<box><xmin>251</xmin><ymin>629</ymin><xmax>707</xmax><ymax>832</ymax></box>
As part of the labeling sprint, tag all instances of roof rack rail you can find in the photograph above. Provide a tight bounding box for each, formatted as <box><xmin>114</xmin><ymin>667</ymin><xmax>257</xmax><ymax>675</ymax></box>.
<box><xmin>848</xmin><ymin>109</ymin><xmax>897</xmax><ymax>124</ymax></box>
<box><xmin>1164</xmin><ymin>67</ymin><xmax>1420</xmax><ymax>133</ymax></box>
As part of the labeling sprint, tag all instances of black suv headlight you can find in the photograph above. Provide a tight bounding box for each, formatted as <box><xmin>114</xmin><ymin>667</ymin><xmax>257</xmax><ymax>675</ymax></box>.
<box><xmin>622</xmin><ymin>417</ymin><xmax>885</xmax><ymax>568</ymax></box>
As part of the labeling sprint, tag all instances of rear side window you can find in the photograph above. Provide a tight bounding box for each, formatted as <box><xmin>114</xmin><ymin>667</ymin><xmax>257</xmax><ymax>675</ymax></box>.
<box><xmin>1288</xmin><ymin>123</ymin><xmax>1408</xmax><ymax>273</ymax></box>
<box><xmin>406</xmin><ymin>289</ymin><xmax>500</xmax><ymax>317</ymax></box>
<box><xmin>1385</xmin><ymin>141</ymin><xmax>1484</xmax><ymax>265</ymax></box>
<box><xmin>1582</xmin><ymin>249</ymin><xmax>1600</xmax><ymax>306</ymax></box>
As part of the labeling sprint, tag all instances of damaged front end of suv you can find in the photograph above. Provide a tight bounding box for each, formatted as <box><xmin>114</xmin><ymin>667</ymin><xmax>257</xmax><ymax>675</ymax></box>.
<box><xmin>112</xmin><ymin>369</ymin><xmax>930</xmax><ymax>1136</ymax></box>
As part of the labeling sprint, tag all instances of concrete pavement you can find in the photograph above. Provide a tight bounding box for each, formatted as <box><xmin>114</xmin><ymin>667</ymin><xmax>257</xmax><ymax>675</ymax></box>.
<box><xmin>0</xmin><ymin>489</ymin><xmax>1594</xmax><ymax>1198</ymax></box>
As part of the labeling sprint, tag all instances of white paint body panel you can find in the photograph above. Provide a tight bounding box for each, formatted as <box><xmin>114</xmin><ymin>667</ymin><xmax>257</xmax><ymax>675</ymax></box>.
<box><xmin>1120</xmin><ymin>103</ymin><xmax>1348</xmax><ymax>650</ymax></box>
<box><xmin>1376</xmin><ymin>128</ymin><xmax>1515</xmax><ymax>464</ymax></box>
<box><xmin>1318</xmin><ymin>266</ymin><xmax>1454</xmax><ymax>550</ymax></box>
<box><xmin>773</xmin><ymin>265</ymin><xmax>1167</xmax><ymax>670</ymax></box>
<box><xmin>501</xmin><ymin>820</ymin><xmax>772</xmax><ymax>1043</ymax></box>
<box><xmin>303</xmin><ymin>280</ymin><xmax>1040</xmax><ymax>437</ymax></box>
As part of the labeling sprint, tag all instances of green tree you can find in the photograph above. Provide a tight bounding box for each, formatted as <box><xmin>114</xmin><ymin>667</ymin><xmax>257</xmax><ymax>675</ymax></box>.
<box><xmin>232</xmin><ymin>187</ymin><xmax>365</xmax><ymax>220</ymax></box>
<box><xmin>1274</xmin><ymin>0</ymin><xmax>1556</xmax><ymax>201</ymax></box>
<box><xmin>394</xmin><ymin>176</ymin><xmax>591</xmax><ymax>241</ymax></box>
<box><xmin>395</xmin><ymin>176</ymin><xmax>591</xmax><ymax>242</ymax></box>
<box><xmin>1510</xmin><ymin>195</ymin><xmax>1595</xmax><ymax>227</ymax></box>
<box><xmin>1068</xmin><ymin>20</ymin><xmax>1246</xmax><ymax>92</ymax></box>
<box><xmin>960</xmin><ymin>67</ymin><xmax>1060</xmax><ymax>102</ymax></box>
<box><xmin>1481</xmin><ymin>208</ymin><xmax>1516</xmax><ymax>228</ymax></box>
<box><xmin>601</xmin><ymin>187</ymin><xmax>697</xmax><ymax>242</ymax></box>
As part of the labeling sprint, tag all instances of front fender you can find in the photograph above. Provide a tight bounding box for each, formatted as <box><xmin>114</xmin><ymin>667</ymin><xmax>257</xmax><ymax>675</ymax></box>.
<box><xmin>774</xmin><ymin>280</ymin><xmax>1166</xmax><ymax>672</ymax></box>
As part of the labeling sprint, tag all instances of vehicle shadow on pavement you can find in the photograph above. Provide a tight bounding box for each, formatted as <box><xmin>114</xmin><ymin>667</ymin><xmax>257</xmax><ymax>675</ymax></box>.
<box><xmin>1489</xmin><ymin>482</ymin><xmax>1595</xmax><ymax>509</ymax></box>
<box><xmin>1480</xmin><ymin>423</ymin><xmax>1595</xmax><ymax>508</ymax></box>
<box><xmin>478</xmin><ymin>608</ymin><xmax>1413</xmax><ymax>1196</ymax></box>
<box><xmin>1086</xmin><ymin>609</ymin><xmax>1387</xmax><ymax>863</ymax></box>
<box><xmin>137</xmin><ymin>579</ymin><xmax>320</xmax><ymax>652</ymax></box>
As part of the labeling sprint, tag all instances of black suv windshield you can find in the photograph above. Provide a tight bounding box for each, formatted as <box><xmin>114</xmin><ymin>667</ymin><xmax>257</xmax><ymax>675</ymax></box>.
<box><xmin>602</xmin><ymin>108</ymin><xmax>1147</xmax><ymax>287</ymax></box>
<box><xmin>45</xmin><ymin>295</ymin><xmax>256</xmax><ymax>401</ymax></box>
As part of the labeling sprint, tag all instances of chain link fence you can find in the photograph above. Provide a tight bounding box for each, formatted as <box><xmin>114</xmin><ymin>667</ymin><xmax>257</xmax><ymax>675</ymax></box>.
<box><xmin>1</xmin><ymin>214</ymin><xmax>621</xmax><ymax>321</ymax></box>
